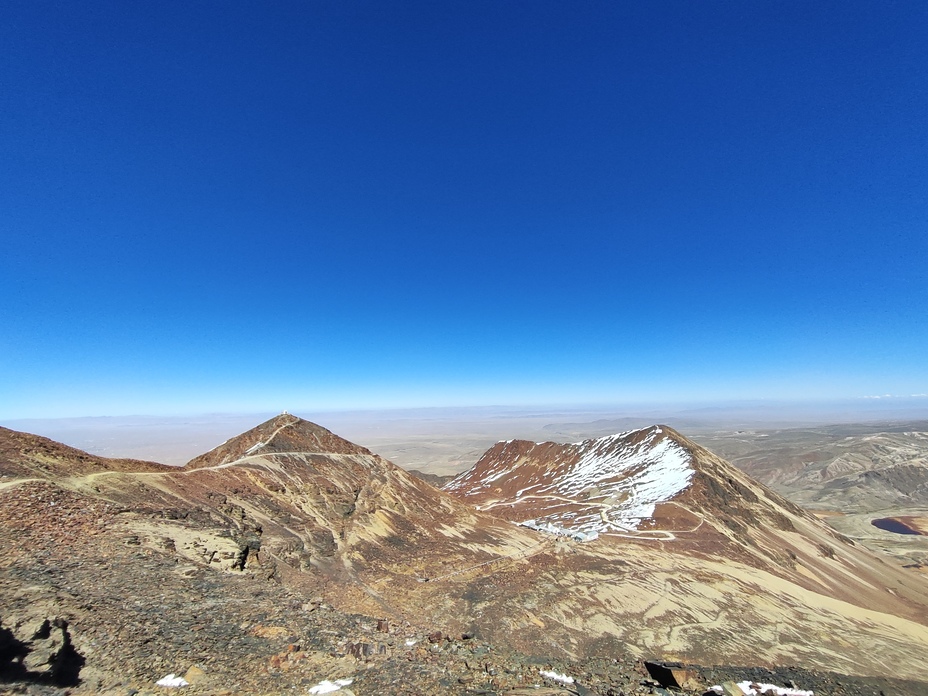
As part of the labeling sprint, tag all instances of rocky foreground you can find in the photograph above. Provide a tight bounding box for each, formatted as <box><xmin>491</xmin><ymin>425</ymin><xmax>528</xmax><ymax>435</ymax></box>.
<box><xmin>2</xmin><ymin>481</ymin><xmax>926</xmax><ymax>695</ymax></box>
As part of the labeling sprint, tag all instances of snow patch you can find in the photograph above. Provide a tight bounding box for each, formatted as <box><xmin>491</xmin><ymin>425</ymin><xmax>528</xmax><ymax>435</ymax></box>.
<box><xmin>520</xmin><ymin>520</ymin><xmax>599</xmax><ymax>542</ymax></box>
<box><xmin>540</xmin><ymin>669</ymin><xmax>574</xmax><ymax>684</ymax></box>
<box><xmin>308</xmin><ymin>678</ymin><xmax>354</xmax><ymax>694</ymax></box>
<box><xmin>710</xmin><ymin>683</ymin><xmax>813</xmax><ymax>696</ymax></box>
<box><xmin>156</xmin><ymin>674</ymin><xmax>189</xmax><ymax>687</ymax></box>
<box><xmin>480</xmin><ymin>468</ymin><xmax>509</xmax><ymax>485</ymax></box>
<box><xmin>515</xmin><ymin>485</ymin><xmax>539</xmax><ymax>498</ymax></box>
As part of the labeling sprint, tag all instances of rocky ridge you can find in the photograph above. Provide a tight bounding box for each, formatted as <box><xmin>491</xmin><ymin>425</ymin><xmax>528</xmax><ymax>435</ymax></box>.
<box><xmin>0</xmin><ymin>426</ymin><xmax>172</xmax><ymax>480</ymax></box>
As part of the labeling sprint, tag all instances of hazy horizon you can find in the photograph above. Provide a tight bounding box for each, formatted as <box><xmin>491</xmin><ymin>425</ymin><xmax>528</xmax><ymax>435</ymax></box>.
<box><xmin>5</xmin><ymin>395</ymin><xmax>927</xmax><ymax>468</ymax></box>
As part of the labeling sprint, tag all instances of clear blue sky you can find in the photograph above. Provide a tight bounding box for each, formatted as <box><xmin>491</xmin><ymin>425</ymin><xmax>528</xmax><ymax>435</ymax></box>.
<box><xmin>2</xmin><ymin>1</ymin><xmax>927</xmax><ymax>418</ymax></box>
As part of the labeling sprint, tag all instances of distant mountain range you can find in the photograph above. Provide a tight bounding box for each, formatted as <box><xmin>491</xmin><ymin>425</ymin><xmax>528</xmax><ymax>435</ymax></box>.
<box><xmin>692</xmin><ymin>421</ymin><xmax>928</xmax><ymax>510</ymax></box>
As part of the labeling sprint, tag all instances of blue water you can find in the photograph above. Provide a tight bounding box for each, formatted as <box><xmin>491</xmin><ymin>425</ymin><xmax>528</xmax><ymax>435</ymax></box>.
<box><xmin>871</xmin><ymin>518</ymin><xmax>921</xmax><ymax>535</ymax></box>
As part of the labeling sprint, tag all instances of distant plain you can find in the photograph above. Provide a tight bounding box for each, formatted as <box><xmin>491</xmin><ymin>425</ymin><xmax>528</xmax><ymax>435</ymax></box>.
<box><xmin>6</xmin><ymin>399</ymin><xmax>927</xmax><ymax>473</ymax></box>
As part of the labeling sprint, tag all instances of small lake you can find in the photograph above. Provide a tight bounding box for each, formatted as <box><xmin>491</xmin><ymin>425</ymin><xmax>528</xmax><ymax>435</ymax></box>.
<box><xmin>871</xmin><ymin>518</ymin><xmax>922</xmax><ymax>535</ymax></box>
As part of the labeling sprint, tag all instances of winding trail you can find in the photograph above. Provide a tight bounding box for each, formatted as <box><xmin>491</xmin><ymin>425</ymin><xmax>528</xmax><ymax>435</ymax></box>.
<box><xmin>238</xmin><ymin>416</ymin><xmax>299</xmax><ymax>459</ymax></box>
<box><xmin>476</xmin><ymin>493</ymin><xmax>708</xmax><ymax>542</ymax></box>
<box><xmin>477</xmin><ymin>493</ymin><xmax>590</xmax><ymax>510</ymax></box>
<box><xmin>1</xmin><ymin>417</ymin><xmax>350</xmax><ymax>493</ymax></box>
<box><xmin>423</xmin><ymin>536</ymin><xmax>552</xmax><ymax>583</ymax></box>
<box><xmin>0</xmin><ymin>477</ymin><xmax>43</xmax><ymax>491</ymax></box>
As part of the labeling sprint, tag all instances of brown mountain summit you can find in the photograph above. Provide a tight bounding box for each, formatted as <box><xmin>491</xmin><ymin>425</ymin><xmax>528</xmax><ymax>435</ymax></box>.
<box><xmin>184</xmin><ymin>412</ymin><xmax>372</xmax><ymax>469</ymax></box>
<box><xmin>445</xmin><ymin>424</ymin><xmax>822</xmax><ymax>554</ymax></box>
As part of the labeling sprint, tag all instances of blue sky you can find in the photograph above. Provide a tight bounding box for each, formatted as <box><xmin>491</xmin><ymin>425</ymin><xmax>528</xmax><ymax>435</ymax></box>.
<box><xmin>2</xmin><ymin>1</ymin><xmax>927</xmax><ymax>418</ymax></box>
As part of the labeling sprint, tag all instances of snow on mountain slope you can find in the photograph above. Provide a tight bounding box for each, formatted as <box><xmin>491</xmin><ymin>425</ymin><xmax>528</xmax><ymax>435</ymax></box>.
<box><xmin>444</xmin><ymin>426</ymin><xmax>694</xmax><ymax>533</ymax></box>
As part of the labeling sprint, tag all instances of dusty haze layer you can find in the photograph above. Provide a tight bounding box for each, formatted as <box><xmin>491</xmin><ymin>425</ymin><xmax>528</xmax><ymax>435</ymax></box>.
<box><xmin>5</xmin><ymin>399</ymin><xmax>927</xmax><ymax>471</ymax></box>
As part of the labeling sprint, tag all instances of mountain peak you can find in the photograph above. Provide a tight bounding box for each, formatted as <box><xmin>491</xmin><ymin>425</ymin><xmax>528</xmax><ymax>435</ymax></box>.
<box><xmin>444</xmin><ymin>425</ymin><xmax>697</xmax><ymax>535</ymax></box>
<box><xmin>184</xmin><ymin>413</ymin><xmax>371</xmax><ymax>469</ymax></box>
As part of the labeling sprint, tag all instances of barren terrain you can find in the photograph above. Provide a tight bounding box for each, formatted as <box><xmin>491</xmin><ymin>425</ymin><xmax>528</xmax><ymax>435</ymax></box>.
<box><xmin>4</xmin><ymin>415</ymin><xmax>928</xmax><ymax>694</ymax></box>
